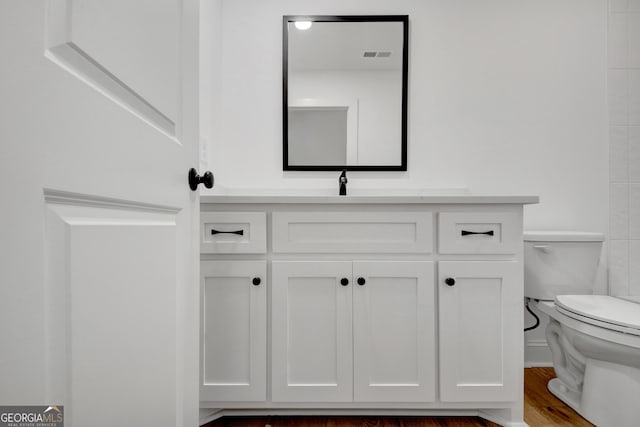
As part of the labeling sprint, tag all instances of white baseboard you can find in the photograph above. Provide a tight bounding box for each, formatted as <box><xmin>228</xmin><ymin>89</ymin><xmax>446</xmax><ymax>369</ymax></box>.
<box><xmin>525</xmin><ymin>362</ymin><xmax>554</xmax><ymax>368</ymax></box>
<box><xmin>525</xmin><ymin>339</ymin><xmax>553</xmax><ymax>367</ymax></box>
<box><xmin>199</xmin><ymin>409</ymin><xmax>224</xmax><ymax>426</ymax></box>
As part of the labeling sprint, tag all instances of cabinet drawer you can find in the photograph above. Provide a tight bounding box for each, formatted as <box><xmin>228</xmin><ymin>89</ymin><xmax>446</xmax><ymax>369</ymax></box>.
<box><xmin>200</xmin><ymin>212</ymin><xmax>266</xmax><ymax>254</ymax></box>
<box><xmin>272</xmin><ymin>211</ymin><xmax>433</xmax><ymax>253</ymax></box>
<box><xmin>438</xmin><ymin>212</ymin><xmax>520</xmax><ymax>254</ymax></box>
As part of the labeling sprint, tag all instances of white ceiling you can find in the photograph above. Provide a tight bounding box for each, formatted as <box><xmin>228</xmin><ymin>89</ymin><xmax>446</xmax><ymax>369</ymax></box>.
<box><xmin>288</xmin><ymin>21</ymin><xmax>404</xmax><ymax>71</ymax></box>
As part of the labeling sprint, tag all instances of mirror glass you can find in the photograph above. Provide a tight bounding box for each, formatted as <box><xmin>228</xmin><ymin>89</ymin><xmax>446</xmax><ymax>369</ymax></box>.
<box><xmin>283</xmin><ymin>16</ymin><xmax>408</xmax><ymax>171</ymax></box>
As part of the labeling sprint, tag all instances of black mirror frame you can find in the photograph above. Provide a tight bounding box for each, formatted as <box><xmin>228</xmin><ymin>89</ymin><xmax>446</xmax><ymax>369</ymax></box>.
<box><xmin>282</xmin><ymin>15</ymin><xmax>409</xmax><ymax>171</ymax></box>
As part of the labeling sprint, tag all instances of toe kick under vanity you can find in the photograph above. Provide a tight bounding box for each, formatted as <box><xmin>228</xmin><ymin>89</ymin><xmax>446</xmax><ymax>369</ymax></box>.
<box><xmin>199</xmin><ymin>193</ymin><xmax>538</xmax><ymax>427</ymax></box>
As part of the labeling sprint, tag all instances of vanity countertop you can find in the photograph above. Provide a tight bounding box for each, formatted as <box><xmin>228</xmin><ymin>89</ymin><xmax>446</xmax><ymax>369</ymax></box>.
<box><xmin>199</xmin><ymin>189</ymin><xmax>539</xmax><ymax>205</ymax></box>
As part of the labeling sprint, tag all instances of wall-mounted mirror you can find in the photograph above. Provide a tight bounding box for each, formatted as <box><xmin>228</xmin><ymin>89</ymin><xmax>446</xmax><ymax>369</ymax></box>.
<box><xmin>283</xmin><ymin>15</ymin><xmax>408</xmax><ymax>171</ymax></box>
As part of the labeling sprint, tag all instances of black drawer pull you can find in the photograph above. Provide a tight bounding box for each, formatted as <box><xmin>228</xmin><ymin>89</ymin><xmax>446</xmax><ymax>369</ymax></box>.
<box><xmin>461</xmin><ymin>230</ymin><xmax>494</xmax><ymax>236</ymax></box>
<box><xmin>252</xmin><ymin>277</ymin><xmax>261</xmax><ymax>286</ymax></box>
<box><xmin>211</xmin><ymin>229</ymin><xmax>244</xmax><ymax>236</ymax></box>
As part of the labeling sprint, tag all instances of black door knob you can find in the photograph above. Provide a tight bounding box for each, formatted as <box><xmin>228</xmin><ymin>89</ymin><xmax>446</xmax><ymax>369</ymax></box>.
<box><xmin>445</xmin><ymin>277</ymin><xmax>456</xmax><ymax>286</ymax></box>
<box><xmin>357</xmin><ymin>277</ymin><xmax>366</xmax><ymax>286</ymax></box>
<box><xmin>188</xmin><ymin>168</ymin><xmax>214</xmax><ymax>191</ymax></box>
<box><xmin>340</xmin><ymin>278</ymin><xmax>349</xmax><ymax>286</ymax></box>
<box><xmin>252</xmin><ymin>277</ymin><xmax>261</xmax><ymax>286</ymax></box>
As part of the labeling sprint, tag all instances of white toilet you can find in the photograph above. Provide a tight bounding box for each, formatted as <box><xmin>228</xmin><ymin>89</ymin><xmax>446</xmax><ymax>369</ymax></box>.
<box><xmin>524</xmin><ymin>231</ymin><xmax>640</xmax><ymax>427</ymax></box>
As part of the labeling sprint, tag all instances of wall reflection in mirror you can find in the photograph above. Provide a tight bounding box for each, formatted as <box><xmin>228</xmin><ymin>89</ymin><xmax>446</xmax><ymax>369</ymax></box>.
<box><xmin>283</xmin><ymin>16</ymin><xmax>408</xmax><ymax>171</ymax></box>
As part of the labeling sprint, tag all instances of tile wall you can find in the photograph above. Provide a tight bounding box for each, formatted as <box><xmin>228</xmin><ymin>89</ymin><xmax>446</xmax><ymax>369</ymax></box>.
<box><xmin>609</xmin><ymin>0</ymin><xmax>640</xmax><ymax>296</ymax></box>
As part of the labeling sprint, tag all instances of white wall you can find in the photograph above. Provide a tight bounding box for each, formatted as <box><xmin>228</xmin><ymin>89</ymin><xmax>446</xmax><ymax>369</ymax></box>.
<box><xmin>203</xmin><ymin>0</ymin><xmax>608</xmax><ymax>235</ymax></box>
<box><xmin>608</xmin><ymin>0</ymin><xmax>640</xmax><ymax>297</ymax></box>
<box><xmin>200</xmin><ymin>0</ymin><xmax>610</xmax><ymax>368</ymax></box>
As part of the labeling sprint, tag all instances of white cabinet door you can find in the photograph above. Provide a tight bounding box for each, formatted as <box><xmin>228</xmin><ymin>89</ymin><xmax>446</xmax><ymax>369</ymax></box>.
<box><xmin>0</xmin><ymin>1</ymin><xmax>199</xmax><ymax>425</ymax></box>
<box><xmin>438</xmin><ymin>261</ymin><xmax>521</xmax><ymax>402</ymax></box>
<box><xmin>272</xmin><ymin>261</ymin><xmax>353</xmax><ymax>402</ymax></box>
<box><xmin>353</xmin><ymin>261</ymin><xmax>436</xmax><ymax>402</ymax></box>
<box><xmin>201</xmin><ymin>261</ymin><xmax>267</xmax><ymax>402</ymax></box>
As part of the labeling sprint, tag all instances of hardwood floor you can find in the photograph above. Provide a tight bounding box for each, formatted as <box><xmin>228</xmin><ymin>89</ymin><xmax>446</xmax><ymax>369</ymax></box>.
<box><xmin>523</xmin><ymin>368</ymin><xmax>593</xmax><ymax>427</ymax></box>
<box><xmin>204</xmin><ymin>368</ymin><xmax>593</xmax><ymax>427</ymax></box>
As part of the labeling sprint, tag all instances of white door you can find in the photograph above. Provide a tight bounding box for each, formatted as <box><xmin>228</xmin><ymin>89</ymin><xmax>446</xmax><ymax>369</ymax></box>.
<box><xmin>0</xmin><ymin>1</ymin><xmax>201</xmax><ymax>426</ymax></box>
<box><xmin>352</xmin><ymin>261</ymin><xmax>436</xmax><ymax>402</ymax></box>
<box><xmin>201</xmin><ymin>261</ymin><xmax>267</xmax><ymax>402</ymax></box>
<box><xmin>271</xmin><ymin>261</ymin><xmax>353</xmax><ymax>402</ymax></box>
<box><xmin>438</xmin><ymin>261</ymin><xmax>520</xmax><ymax>402</ymax></box>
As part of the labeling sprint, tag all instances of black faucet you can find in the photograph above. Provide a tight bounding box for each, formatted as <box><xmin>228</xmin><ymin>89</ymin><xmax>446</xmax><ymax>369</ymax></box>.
<box><xmin>339</xmin><ymin>169</ymin><xmax>348</xmax><ymax>196</ymax></box>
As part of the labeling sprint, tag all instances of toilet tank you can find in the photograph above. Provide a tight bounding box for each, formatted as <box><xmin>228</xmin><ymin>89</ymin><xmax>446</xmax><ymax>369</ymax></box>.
<box><xmin>524</xmin><ymin>231</ymin><xmax>604</xmax><ymax>301</ymax></box>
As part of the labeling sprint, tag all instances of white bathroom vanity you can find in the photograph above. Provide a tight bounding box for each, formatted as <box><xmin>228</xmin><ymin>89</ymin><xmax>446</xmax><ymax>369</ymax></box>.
<box><xmin>199</xmin><ymin>193</ymin><xmax>538</xmax><ymax>427</ymax></box>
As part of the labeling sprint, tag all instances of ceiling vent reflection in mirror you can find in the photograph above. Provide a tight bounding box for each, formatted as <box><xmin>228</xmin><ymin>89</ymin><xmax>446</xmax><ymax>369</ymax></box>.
<box><xmin>363</xmin><ymin>51</ymin><xmax>392</xmax><ymax>58</ymax></box>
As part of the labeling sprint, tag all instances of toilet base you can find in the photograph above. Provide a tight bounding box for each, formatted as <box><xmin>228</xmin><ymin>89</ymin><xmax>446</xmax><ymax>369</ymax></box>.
<box><xmin>582</xmin><ymin>359</ymin><xmax>640</xmax><ymax>427</ymax></box>
<box><xmin>546</xmin><ymin>377</ymin><xmax>581</xmax><ymax>413</ymax></box>
<box><xmin>548</xmin><ymin>356</ymin><xmax>640</xmax><ymax>427</ymax></box>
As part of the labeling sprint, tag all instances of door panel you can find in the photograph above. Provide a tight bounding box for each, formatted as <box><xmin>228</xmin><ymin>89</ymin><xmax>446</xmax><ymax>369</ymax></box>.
<box><xmin>45</xmin><ymin>201</ymin><xmax>179</xmax><ymax>425</ymax></box>
<box><xmin>272</xmin><ymin>261</ymin><xmax>353</xmax><ymax>402</ymax></box>
<box><xmin>353</xmin><ymin>261</ymin><xmax>435</xmax><ymax>402</ymax></box>
<box><xmin>46</xmin><ymin>0</ymin><xmax>178</xmax><ymax>133</ymax></box>
<box><xmin>68</xmin><ymin>0</ymin><xmax>179</xmax><ymax>121</ymax></box>
<box><xmin>0</xmin><ymin>1</ymin><xmax>200</xmax><ymax>426</ymax></box>
<box><xmin>438</xmin><ymin>261</ymin><xmax>520</xmax><ymax>402</ymax></box>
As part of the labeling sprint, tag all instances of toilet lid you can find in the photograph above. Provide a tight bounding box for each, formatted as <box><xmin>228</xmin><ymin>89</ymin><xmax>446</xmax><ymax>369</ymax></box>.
<box><xmin>555</xmin><ymin>295</ymin><xmax>640</xmax><ymax>335</ymax></box>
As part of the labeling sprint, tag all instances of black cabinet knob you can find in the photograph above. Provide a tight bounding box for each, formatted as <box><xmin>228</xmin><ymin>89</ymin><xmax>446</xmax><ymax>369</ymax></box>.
<box><xmin>188</xmin><ymin>168</ymin><xmax>214</xmax><ymax>191</ymax></box>
<box><xmin>445</xmin><ymin>277</ymin><xmax>456</xmax><ymax>286</ymax></box>
<box><xmin>357</xmin><ymin>277</ymin><xmax>366</xmax><ymax>286</ymax></box>
<box><xmin>252</xmin><ymin>277</ymin><xmax>261</xmax><ymax>286</ymax></box>
<box><xmin>340</xmin><ymin>278</ymin><xmax>349</xmax><ymax>286</ymax></box>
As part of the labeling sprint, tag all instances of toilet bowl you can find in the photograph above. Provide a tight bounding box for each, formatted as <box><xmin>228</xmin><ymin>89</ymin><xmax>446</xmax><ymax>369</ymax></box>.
<box><xmin>524</xmin><ymin>232</ymin><xmax>640</xmax><ymax>427</ymax></box>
